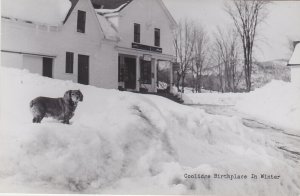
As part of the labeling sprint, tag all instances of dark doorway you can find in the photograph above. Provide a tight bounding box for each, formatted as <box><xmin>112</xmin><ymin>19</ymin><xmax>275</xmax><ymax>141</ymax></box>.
<box><xmin>43</xmin><ymin>57</ymin><xmax>53</xmax><ymax>78</ymax></box>
<box><xmin>78</xmin><ymin>54</ymin><xmax>89</xmax><ymax>85</ymax></box>
<box><xmin>140</xmin><ymin>60</ymin><xmax>152</xmax><ymax>84</ymax></box>
<box><xmin>124</xmin><ymin>57</ymin><xmax>136</xmax><ymax>89</ymax></box>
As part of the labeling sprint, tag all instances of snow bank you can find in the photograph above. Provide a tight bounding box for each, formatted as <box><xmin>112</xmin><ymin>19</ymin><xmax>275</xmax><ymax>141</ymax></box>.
<box><xmin>1</xmin><ymin>0</ymin><xmax>71</xmax><ymax>25</ymax></box>
<box><xmin>183</xmin><ymin>92</ymin><xmax>245</xmax><ymax>106</ymax></box>
<box><xmin>236</xmin><ymin>80</ymin><xmax>300</xmax><ymax>133</ymax></box>
<box><xmin>0</xmin><ymin>68</ymin><xmax>299</xmax><ymax>195</ymax></box>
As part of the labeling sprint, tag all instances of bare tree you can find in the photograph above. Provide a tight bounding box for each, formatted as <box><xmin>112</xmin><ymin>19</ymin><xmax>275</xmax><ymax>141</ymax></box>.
<box><xmin>213</xmin><ymin>27</ymin><xmax>243</xmax><ymax>92</ymax></box>
<box><xmin>225</xmin><ymin>0</ymin><xmax>269</xmax><ymax>91</ymax></box>
<box><xmin>229</xmin><ymin>33</ymin><xmax>243</xmax><ymax>92</ymax></box>
<box><xmin>173</xmin><ymin>19</ymin><xmax>196</xmax><ymax>93</ymax></box>
<box><xmin>213</xmin><ymin>28</ymin><xmax>243</xmax><ymax>92</ymax></box>
<box><xmin>191</xmin><ymin>26</ymin><xmax>210</xmax><ymax>93</ymax></box>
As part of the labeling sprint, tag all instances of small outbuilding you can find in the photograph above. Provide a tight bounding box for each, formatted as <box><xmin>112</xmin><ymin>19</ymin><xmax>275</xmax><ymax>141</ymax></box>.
<box><xmin>288</xmin><ymin>41</ymin><xmax>300</xmax><ymax>86</ymax></box>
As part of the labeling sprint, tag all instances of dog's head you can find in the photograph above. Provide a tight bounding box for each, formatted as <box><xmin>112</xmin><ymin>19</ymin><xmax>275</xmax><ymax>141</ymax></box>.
<box><xmin>64</xmin><ymin>90</ymin><xmax>83</xmax><ymax>103</ymax></box>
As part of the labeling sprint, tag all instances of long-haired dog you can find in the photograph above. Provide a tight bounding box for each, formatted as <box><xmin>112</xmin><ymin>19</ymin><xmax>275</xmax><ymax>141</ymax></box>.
<box><xmin>30</xmin><ymin>90</ymin><xmax>83</xmax><ymax>124</ymax></box>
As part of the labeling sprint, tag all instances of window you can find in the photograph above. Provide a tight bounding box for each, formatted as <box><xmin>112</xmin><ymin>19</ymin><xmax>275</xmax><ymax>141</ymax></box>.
<box><xmin>43</xmin><ymin>57</ymin><xmax>53</xmax><ymax>78</ymax></box>
<box><xmin>140</xmin><ymin>60</ymin><xmax>151</xmax><ymax>84</ymax></box>
<box><xmin>77</xmin><ymin>10</ymin><xmax>86</xmax><ymax>33</ymax></box>
<box><xmin>66</xmin><ymin>52</ymin><xmax>74</xmax><ymax>73</ymax></box>
<box><xmin>78</xmin><ymin>54</ymin><xmax>89</xmax><ymax>85</ymax></box>
<box><xmin>154</xmin><ymin>28</ymin><xmax>160</xmax><ymax>47</ymax></box>
<box><xmin>134</xmin><ymin>23</ymin><xmax>140</xmax><ymax>43</ymax></box>
<box><xmin>118</xmin><ymin>56</ymin><xmax>124</xmax><ymax>82</ymax></box>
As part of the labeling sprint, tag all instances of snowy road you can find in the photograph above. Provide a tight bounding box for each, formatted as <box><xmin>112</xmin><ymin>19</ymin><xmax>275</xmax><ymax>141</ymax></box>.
<box><xmin>188</xmin><ymin>104</ymin><xmax>300</xmax><ymax>162</ymax></box>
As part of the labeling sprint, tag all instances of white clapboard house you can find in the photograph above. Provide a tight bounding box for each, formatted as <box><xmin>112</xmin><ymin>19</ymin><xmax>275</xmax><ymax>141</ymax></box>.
<box><xmin>1</xmin><ymin>0</ymin><xmax>176</xmax><ymax>92</ymax></box>
<box><xmin>288</xmin><ymin>41</ymin><xmax>300</xmax><ymax>86</ymax></box>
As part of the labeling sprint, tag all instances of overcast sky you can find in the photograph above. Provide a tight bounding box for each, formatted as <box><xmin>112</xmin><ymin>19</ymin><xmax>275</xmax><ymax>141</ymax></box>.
<box><xmin>162</xmin><ymin>0</ymin><xmax>300</xmax><ymax>62</ymax></box>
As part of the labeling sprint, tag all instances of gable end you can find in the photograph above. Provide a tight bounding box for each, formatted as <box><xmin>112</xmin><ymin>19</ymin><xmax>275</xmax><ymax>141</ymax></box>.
<box><xmin>64</xmin><ymin>0</ymin><xmax>79</xmax><ymax>24</ymax></box>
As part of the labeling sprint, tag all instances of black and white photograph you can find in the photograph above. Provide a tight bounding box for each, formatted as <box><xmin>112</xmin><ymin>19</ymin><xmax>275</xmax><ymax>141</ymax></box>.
<box><xmin>0</xmin><ymin>0</ymin><xmax>300</xmax><ymax>195</ymax></box>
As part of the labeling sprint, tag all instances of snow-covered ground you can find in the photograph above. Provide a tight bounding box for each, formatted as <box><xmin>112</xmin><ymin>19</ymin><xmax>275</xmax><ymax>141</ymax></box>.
<box><xmin>184</xmin><ymin>81</ymin><xmax>300</xmax><ymax>134</ymax></box>
<box><xmin>0</xmin><ymin>67</ymin><xmax>299</xmax><ymax>195</ymax></box>
<box><xmin>236</xmin><ymin>80</ymin><xmax>300</xmax><ymax>134</ymax></box>
<box><xmin>183</xmin><ymin>92</ymin><xmax>245</xmax><ymax>106</ymax></box>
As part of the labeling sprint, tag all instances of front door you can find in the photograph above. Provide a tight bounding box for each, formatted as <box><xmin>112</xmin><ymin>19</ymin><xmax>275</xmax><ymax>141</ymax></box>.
<box><xmin>124</xmin><ymin>57</ymin><xmax>136</xmax><ymax>89</ymax></box>
<box><xmin>42</xmin><ymin>57</ymin><xmax>53</xmax><ymax>78</ymax></box>
<box><xmin>78</xmin><ymin>54</ymin><xmax>89</xmax><ymax>85</ymax></box>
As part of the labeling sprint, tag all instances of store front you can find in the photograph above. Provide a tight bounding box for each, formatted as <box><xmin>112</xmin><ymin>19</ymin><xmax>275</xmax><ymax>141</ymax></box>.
<box><xmin>117</xmin><ymin>47</ymin><xmax>174</xmax><ymax>93</ymax></box>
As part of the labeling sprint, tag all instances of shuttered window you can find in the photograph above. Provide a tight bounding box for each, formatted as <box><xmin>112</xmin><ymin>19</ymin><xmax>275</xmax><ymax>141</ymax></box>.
<box><xmin>66</xmin><ymin>52</ymin><xmax>74</xmax><ymax>73</ymax></box>
<box><xmin>77</xmin><ymin>10</ymin><xmax>86</xmax><ymax>33</ymax></box>
<box><xmin>134</xmin><ymin>23</ymin><xmax>140</xmax><ymax>43</ymax></box>
<box><xmin>154</xmin><ymin>28</ymin><xmax>160</xmax><ymax>47</ymax></box>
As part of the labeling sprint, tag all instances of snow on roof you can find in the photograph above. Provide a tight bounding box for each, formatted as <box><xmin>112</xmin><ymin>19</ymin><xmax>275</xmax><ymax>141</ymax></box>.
<box><xmin>92</xmin><ymin>0</ymin><xmax>132</xmax><ymax>9</ymax></box>
<box><xmin>95</xmin><ymin>3</ymin><xmax>128</xmax><ymax>15</ymax></box>
<box><xmin>288</xmin><ymin>43</ymin><xmax>300</xmax><ymax>65</ymax></box>
<box><xmin>1</xmin><ymin>0</ymin><xmax>71</xmax><ymax>26</ymax></box>
<box><xmin>96</xmin><ymin>14</ymin><xmax>119</xmax><ymax>41</ymax></box>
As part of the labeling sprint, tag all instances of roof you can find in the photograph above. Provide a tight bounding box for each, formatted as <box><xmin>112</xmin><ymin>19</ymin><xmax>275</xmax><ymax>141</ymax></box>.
<box><xmin>288</xmin><ymin>42</ymin><xmax>300</xmax><ymax>66</ymax></box>
<box><xmin>63</xmin><ymin>0</ymin><xmax>79</xmax><ymax>24</ymax></box>
<box><xmin>91</xmin><ymin>0</ymin><xmax>132</xmax><ymax>9</ymax></box>
<box><xmin>96</xmin><ymin>14</ymin><xmax>119</xmax><ymax>41</ymax></box>
<box><xmin>157</xmin><ymin>0</ymin><xmax>177</xmax><ymax>27</ymax></box>
<box><xmin>95</xmin><ymin>0</ymin><xmax>177</xmax><ymax>27</ymax></box>
<box><xmin>1</xmin><ymin>0</ymin><xmax>72</xmax><ymax>26</ymax></box>
<box><xmin>2</xmin><ymin>0</ymin><xmax>118</xmax><ymax>41</ymax></box>
<box><xmin>95</xmin><ymin>3</ymin><xmax>129</xmax><ymax>15</ymax></box>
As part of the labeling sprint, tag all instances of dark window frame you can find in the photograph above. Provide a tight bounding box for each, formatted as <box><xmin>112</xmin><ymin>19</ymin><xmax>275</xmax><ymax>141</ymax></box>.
<box><xmin>65</xmin><ymin>52</ymin><xmax>74</xmax><ymax>73</ymax></box>
<box><xmin>78</xmin><ymin>54</ymin><xmax>89</xmax><ymax>85</ymax></box>
<box><xmin>42</xmin><ymin>57</ymin><xmax>53</xmax><ymax>78</ymax></box>
<box><xmin>140</xmin><ymin>59</ymin><xmax>152</xmax><ymax>84</ymax></box>
<box><xmin>154</xmin><ymin>28</ymin><xmax>160</xmax><ymax>47</ymax></box>
<box><xmin>134</xmin><ymin>23</ymin><xmax>140</xmax><ymax>43</ymax></box>
<box><xmin>77</xmin><ymin>10</ymin><xmax>86</xmax><ymax>33</ymax></box>
<box><xmin>118</xmin><ymin>55</ymin><xmax>125</xmax><ymax>82</ymax></box>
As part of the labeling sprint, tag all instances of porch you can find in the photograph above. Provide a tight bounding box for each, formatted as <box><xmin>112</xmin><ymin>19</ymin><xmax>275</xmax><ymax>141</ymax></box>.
<box><xmin>117</xmin><ymin>46</ymin><xmax>174</xmax><ymax>93</ymax></box>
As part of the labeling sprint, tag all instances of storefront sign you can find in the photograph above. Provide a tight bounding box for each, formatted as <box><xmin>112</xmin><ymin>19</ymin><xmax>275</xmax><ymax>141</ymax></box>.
<box><xmin>132</xmin><ymin>43</ymin><xmax>162</xmax><ymax>53</ymax></box>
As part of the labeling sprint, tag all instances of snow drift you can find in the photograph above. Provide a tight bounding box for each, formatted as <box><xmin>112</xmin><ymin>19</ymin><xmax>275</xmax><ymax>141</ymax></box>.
<box><xmin>236</xmin><ymin>80</ymin><xmax>300</xmax><ymax>134</ymax></box>
<box><xmin>0</xmin><ymin>67</ymin><xmax>299</xmax><ymax>195</ymax></box>
<box><xmin>183</xmin><ymin>92</ymin><xmax>245</xmax><ymax>106</ymax></box>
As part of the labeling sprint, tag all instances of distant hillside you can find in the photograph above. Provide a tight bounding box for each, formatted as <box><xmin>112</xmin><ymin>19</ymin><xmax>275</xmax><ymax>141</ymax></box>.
<box><xmin>174</xmin><ymin>59</ymin><xmax>291</xmax><ymax>92</ymax></box>
<box><xmin>252</xmin><ymin>59</ymin><xmax>290</xmax><ymax>89</ymax></box>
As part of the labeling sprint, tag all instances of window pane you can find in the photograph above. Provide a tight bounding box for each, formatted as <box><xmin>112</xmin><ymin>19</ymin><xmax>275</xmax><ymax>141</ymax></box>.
<box><xmin>134</xmin><ymin>23</ymin><xmax>140</xmax><ymax>43</ymax></box>
<box><xmin>140</xmin><ymin>60</ymin><xmax>151</xmax><ymax>84</ymax></box>
<box><xmin>77</xmin><ymin>10</ymin><xmax>86</xmax><ymax>33</ymax></box>
<box><xmin>118</xmin><ymin>55</ymin><xmax>124</xmax><ymax>82</ymax></box>
<box><xmin>155</xmin><ymin>28</ymin><xmax>160</xmax><ymax>47</ymax></box>
<box><xmin>66</xmin><ymin>52</ymin><xmax>74</xmax><ymax>73</ymax></box>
